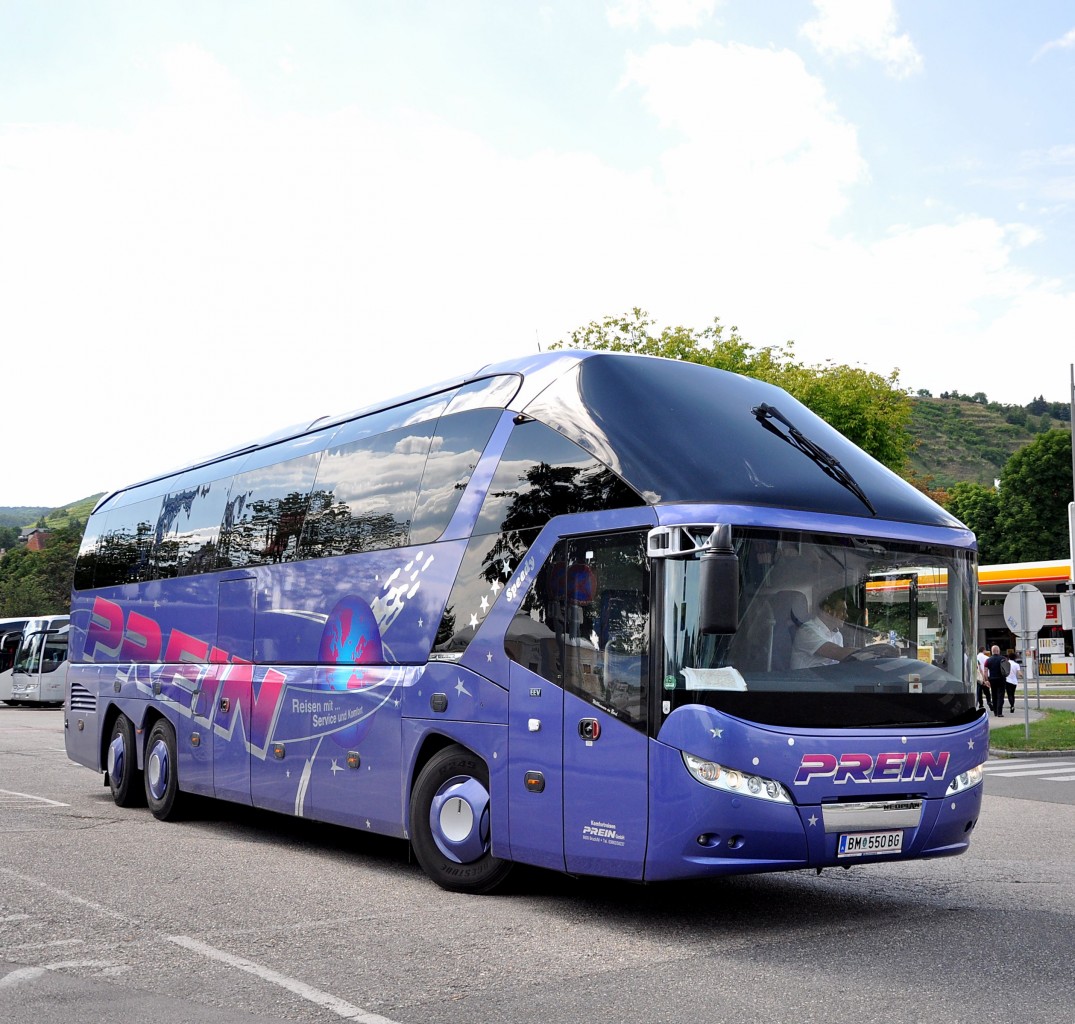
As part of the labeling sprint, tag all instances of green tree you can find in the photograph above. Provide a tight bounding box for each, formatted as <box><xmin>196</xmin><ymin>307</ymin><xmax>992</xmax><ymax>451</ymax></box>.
<box><xmin>992</xmin><ymin>429</ymin><xmax>1073</xmax><ymax>563</ymax></box>
<box><xmin>553</xmin><ymin>308</ymin><xmax>912</xmax><ymax>471</ymax></box>
<box><xmin>945</xmin><ymin>482</ymin><xmax>1002</xmax><ymax>563</ymax></box>
<box><xmin>0</xmin><ymin>522</ymin><xmax>82</xmax><ymax>616</ymax></box>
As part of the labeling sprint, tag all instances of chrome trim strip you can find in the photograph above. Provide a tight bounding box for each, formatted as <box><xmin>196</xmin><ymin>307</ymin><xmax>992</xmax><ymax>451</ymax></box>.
<box><xmin>822</xmin><ymin>799</ymin><xmax>923</xmax><ymax>833</ymax></box>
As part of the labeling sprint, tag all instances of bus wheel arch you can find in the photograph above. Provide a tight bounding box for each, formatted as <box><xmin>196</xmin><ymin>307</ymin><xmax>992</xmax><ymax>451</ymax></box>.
<box><xmin>408</xmin><ymin>741</ymin><xmax>512</xmax><ymax>894</ymax></box>
<box><xmin>143</xmin><ymin>716</ymin><xmax>184</xmax><ymax>821</ymax></box>
<box><xmin>106</xmin><ymin>713</ymin><xmax>145</xmax><ymax>808</ymax></box>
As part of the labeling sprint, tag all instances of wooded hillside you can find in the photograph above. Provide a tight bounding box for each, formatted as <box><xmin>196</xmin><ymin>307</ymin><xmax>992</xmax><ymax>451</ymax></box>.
<box><xmin>906</xmin><ymin>396</ymin><xmax>1071</xmax><ymax>489</ymax></box>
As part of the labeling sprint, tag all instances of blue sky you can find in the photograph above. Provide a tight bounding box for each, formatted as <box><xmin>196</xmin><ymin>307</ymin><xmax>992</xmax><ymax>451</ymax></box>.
<box><xmin>3</xmin><ymin>0</ymin><xmax>1075</xmax><ymax>506</ymax></box>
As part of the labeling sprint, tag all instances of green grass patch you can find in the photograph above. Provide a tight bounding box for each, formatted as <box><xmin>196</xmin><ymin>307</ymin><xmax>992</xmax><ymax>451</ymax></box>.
<box><xmin>991</xmin><ymin>709</ymin><xmax>1075</xmax><ymax>752</ymax></box>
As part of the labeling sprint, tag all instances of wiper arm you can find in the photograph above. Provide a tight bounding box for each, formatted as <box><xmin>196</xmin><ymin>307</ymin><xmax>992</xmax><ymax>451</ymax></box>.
<box><xmin>751</xmin><ymin>402</ymin><xmax>877</xmax><ymax>516</ymax></box>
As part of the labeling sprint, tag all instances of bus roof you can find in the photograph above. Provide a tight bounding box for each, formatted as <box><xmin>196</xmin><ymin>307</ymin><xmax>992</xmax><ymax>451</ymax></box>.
<box><xmin>93</xmin><ymin>352</ymin><xmax>961</xmax><ymax>530</ymax></box>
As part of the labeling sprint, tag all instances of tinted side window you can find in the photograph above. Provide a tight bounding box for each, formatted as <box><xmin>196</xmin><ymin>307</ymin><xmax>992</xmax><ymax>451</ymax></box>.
<box><xmin>218</xmin><ymin>453</ymin><xmax>322</xmax><ymax>569</ymax></box>
<box><xmin>475</xmin><ymin>420</ymin><xmax>642</xmax><ymax>537</ymax></box>
<box><xmin>90</xmin><ymin>497</ymin><xmax>161</xmax><ymax>588</ymax></box>
<box><xmin>74</xmin><ymin>512</ymin><xmax>107</xmax><ymax>590</ymax></box>
<box><xmin>300</xmin><ymin>423</ymin><xmax>435</xmax><ymax>557</ymax></box>
<box><xmin>160</xmin><ymin>474</ymin><xmax>236</xmax><ymax>576</ymax></box>
<box><xmin>411</xmin><ymin>409</ymin><xmax>502</xmax><ymax>545</ymax></box>
<box><xmin>433</xmin><ymin>527</ymin><xmax>541</xmax><ymax>655</ymax></box>
<box><xmin>74</xmin><ymin>464</ymin><xmax>245</xmax><ymax>588</ymax></box>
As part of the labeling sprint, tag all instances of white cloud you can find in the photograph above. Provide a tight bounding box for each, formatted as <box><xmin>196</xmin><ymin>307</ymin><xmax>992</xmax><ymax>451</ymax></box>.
<box><xmin>622</xmin><ymin>39</ymin><xmax>866</xmax><ymax>243</ymax></box>
<box><xmin>1034</xmin><ymin>26</ymin><xmax>1075</xmax><ymax>61</ymax></box>
<box><xmin>606</xmin><ymin>0</ymin><xmax>721</xmax><ymax>33</ymax></box>
<box><xmin>802</xmin><ymin>0</ymin><xmax>923</xmax><ymax>78</ymax></box>
<box><xmin>2</xmin><ymin>36</ymin><xmax>1070</xmax><ymax>505</ymax></box>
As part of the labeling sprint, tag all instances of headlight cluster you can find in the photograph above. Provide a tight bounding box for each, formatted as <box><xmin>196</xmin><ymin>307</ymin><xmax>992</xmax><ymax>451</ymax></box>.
<box><xmin>945</xmin><ymin>764</ymin><xmax>985</xmax><ymax>796</ymax></box>
<box><xmin>682</xmin><ymin>752</ymin><xmax>792</xmax><ymax>803</ymax></box>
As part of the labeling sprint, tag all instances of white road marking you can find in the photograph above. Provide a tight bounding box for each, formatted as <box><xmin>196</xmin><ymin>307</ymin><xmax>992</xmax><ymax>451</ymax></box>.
<box><xmin>167</xmin><ymin>935</ymin><xmax>402</xmax><ymax>1023</ymax></box>
<box><xmin>0</xmin><ymin>788</ymin><xmax>69</xmax><ymax>807</ymax></box>
<box><xmin>0</xmin><ymin>960</ymin><xmax>120</xmax><ymax>989</ymax></box>
<box><xmin>0</xmin><ymin>868</ymin><xmax>400</xmax><ymax>1023</ymax></box>
<box><xmin>983</xmin><ymin>759</ymin><xmax>1075</xmax><ymax>782</ymax></box>
<box><xmin>987</xmin><ymin>766</ymin><xmax>1075</xmax><ymax>777</ymax></box>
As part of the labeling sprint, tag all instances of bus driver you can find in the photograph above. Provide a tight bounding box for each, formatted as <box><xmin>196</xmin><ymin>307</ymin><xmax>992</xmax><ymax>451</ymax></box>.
<box><xmin>790</xmin><ymin>592</ymin><xmax>859</xmax><ymax>669</ymax></box>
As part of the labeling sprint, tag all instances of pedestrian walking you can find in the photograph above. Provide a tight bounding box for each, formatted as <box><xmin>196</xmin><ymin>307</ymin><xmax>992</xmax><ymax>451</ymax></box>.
<box><xmin>975</xmin><ymin>646</ymin><xmax>990</xmax><ymax>711</ymax></box>
<box><xmin>1005</xmin><ymin>652</ymin><xmax>1021</xmax><ymax>713</ymax></box>
<box><xmin>984</xmin><ymin>644</ymin><xmax>1008</xmax><ymax>717</ymax></box>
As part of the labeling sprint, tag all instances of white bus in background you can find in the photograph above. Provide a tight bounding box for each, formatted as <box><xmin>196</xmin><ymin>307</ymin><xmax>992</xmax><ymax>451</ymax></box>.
<box><xmin>5</xmin><ymin>615</ymin><xmax>69</xmax><ymax>706</ymax></box>
<box><xmin>0</xmin><ymin>618</ymin><xmax>31</xmax><ymax>670</ymax></box>
<box><xmin>0</xmin><ymin>617</ymin><xmax>32</xmax><ymax>703</ymax></box>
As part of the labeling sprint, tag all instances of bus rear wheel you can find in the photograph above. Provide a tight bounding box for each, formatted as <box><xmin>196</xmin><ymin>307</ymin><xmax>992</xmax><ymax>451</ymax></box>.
<box><xmin>144</xmin><ymin>719</ymin><xmax>183</xmax><ymax>821</ymax></box>
<box><xmin>409</xmin><ymin>745</ymin><xmax>512</xmax><ymax>894</ymax></box>
<box><xmin>107</xmin><ymin>714</ymin><xmax>144</xmax><ymax>807</ymax></box>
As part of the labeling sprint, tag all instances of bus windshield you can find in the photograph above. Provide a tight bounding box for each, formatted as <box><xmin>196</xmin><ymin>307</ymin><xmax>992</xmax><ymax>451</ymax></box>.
<box><xmin>13</xmin><ymin>628</ymin><xmax>69</xmax><ymax>676</ymax></box>
<box><xmin>659</xmin><ymin>528</ymin><xmax>977</xmax><ymax>729</ymax></box>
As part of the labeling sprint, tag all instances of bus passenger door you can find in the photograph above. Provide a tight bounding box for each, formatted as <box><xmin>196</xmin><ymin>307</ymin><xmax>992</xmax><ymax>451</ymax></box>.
<box><xmin>558</xmin><ymin>534</ymin><xmax>650</xmax><ymax>879</ymax></box>
<box><xmin>505</xmin><ymin>531</ymin><xmax>650</xmax><ymax>878</ymax></box>
<box><xmin>212</xmin><ymin>577</ymin><xmax>256</xmax><ymax>805</ymax></box>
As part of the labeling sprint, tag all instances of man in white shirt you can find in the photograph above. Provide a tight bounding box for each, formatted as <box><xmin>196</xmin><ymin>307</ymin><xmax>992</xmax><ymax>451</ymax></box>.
<box><xmin>976</xmin><ymin>646</ymin><xmax>989</xmax><ymax>711</ymax></box>
<box><xmin>791</xmin><ymin>593</ymin><xmax>858</xmax><ymax>669</ymax></box>
<box><xmin>1005</xmin><ymin>655</ymin><xmax>1022</xmax><ymax>713</ymax></box>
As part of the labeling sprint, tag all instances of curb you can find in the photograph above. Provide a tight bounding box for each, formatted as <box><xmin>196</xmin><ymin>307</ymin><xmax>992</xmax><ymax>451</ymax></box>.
<box><xmin>988</xmin><ymin>746</ymin><xmax>1075</xmax><ymax>759</ymax></box>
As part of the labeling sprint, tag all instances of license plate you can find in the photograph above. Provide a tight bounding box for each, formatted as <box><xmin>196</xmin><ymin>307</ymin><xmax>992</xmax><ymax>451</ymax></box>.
<box><xmin>837</xmin><ymin>830</ymin><xmax>903</xmax><ymax>857</ymax></box>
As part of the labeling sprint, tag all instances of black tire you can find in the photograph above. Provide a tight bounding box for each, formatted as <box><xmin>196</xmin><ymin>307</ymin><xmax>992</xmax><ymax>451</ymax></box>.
<box><xmin>408</xmin><ymin>744</ymin><xmax>512</xmax><ymax>894</ymax></box>
<box><xmin>107</xmin><ymin>715</ymin><xmax>144</xmax><ymax>808</ymax></box>
<box><xmin>144</xmin><ymin>718</ymin><xmax>183</xmax><ymax>821</ymax></box>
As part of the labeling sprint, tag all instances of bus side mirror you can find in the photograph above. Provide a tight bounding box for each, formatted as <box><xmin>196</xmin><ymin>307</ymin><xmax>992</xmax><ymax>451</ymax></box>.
<box><xmin>698</xmin><ymin>531</ymin><xmax>739</xmax><ymax>635</ymax></box>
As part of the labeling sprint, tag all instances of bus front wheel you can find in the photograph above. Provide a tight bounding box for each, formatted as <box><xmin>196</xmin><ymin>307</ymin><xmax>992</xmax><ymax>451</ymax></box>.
<box><xmin>144</xmin><ymin>719</ymin><xmax>183</xmax><ymax>821</ymax></box>
<box><xmin>409</xmin><ymin>745</ymin><xmax>512</xmax><ymax>894</ymax></box>
<box><xmin>107</xmin><ymin>715</ymin><xmax>144</xmax><ymax>807</ymax></box>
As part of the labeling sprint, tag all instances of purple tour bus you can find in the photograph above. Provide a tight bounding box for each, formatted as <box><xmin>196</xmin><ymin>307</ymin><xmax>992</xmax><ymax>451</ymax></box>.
<box><xmin>65</xmin><ymin>352</ymin><xmax>987</xmax><ymax>892</ymax></box>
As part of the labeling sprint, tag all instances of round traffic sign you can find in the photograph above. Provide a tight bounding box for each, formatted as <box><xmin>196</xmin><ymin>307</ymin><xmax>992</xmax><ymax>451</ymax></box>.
<box><xmin>1002</xmin><ymin>583</ymin><xmax>1047</xmax><ymax>634</ymax></box>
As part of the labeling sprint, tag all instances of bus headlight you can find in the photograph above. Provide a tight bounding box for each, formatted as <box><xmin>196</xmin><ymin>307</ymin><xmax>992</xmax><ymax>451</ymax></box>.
<box><xmin>682</xmin><ymin>752</ymin><xmax>792</xmax><ymax>803</ymax></box>
<box><xmin>945</xmin><ymin>764</ymin><xmax>984</xmax><ymax>795</ymax></box>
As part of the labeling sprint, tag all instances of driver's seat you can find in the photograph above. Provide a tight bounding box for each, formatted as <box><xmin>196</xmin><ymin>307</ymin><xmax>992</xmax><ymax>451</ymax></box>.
<box><xmin>769</xmin><ymin>590</ymin><xmax>808</xmax><ymax>671</ymax></box>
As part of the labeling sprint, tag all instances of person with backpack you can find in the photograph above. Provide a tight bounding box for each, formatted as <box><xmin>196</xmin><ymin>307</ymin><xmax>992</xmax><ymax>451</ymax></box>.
<box><xmin>984</xmin><ymin>644</ymin><xmax>1008</xmax><ymax>717</ymax></box>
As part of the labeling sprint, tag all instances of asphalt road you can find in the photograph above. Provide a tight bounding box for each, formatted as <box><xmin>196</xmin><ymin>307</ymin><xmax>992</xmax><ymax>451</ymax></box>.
<box><xmin>2</xmin><ymin>705</ymin><xmax>1074</xmax><ymax>1024</ymax></box>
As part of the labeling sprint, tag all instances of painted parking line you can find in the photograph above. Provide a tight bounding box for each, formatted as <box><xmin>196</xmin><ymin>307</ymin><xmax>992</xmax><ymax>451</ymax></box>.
<box><xmin>0</xmin><ymin>788</ymin><xmax>70</xmax><ymax>807</ymax></box>
<box><xmin>0</xmin><ymin>960</ymin><xmax>120</xmax><ymax>989</ymax></box>
<box><xmin>167</xmin><ymin>935</ymin><xmax>402</xmax><ymax>1024</ymax></box>
<box><xmin>0</xmin><ymin>867</ymin><xmax>399</xmax><ymax>1023</ymax></box>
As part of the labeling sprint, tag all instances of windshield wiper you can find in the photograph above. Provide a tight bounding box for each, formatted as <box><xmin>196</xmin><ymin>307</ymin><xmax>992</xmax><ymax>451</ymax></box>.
<box><xmin>751</xmin><ymin>402</ymin><xmax>877</xmax><ymax>516</ymax></box>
